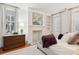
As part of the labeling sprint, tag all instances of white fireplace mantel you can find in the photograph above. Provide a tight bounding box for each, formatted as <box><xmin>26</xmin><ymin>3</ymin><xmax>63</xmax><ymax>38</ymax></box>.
<box><xmin>28</xmin><ymin>7</ymin><xmax>51</xmax><ymax>45</ymax></box>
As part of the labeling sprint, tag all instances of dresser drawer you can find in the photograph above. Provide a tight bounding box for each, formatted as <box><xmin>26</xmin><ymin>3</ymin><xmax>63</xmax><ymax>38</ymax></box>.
<box><xmin>3</xmin><ymin>42</ymin><xmax>25</xmax><ymax>50</ymax></box>
<box><xmin>3</xmin><ymin>35</ymin><xmax>25</xmax><ymax>51</ymax></box>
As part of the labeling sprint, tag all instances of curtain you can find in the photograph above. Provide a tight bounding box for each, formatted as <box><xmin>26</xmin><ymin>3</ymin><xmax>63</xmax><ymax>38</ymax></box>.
<box><xmin>52</xmin><ymin>14</ymin><xmax>61</xmax><ymax>33</ymax></box>
<box><xmin>72</xmin><ymin>11</ymin><xmax>79</xmax><ymax>32</ymax></box>
<box><xmin>74</xmin><ymin>12</ymin><xmax>79</xmax><ymax>31</ymax></box>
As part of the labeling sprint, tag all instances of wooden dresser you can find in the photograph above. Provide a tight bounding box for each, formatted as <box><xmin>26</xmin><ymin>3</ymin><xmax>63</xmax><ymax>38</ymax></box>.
<box><xmin>3</xmin><ymin>35</ymin><xmax>25</xmax><ymax>51</ymax></box>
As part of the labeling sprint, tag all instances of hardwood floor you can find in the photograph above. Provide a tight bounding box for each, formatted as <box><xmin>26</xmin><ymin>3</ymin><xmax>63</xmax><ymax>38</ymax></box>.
<box><xmin>0</xmin><ymin>44</ymin><xmax>31</xmax><ymax>55</ymax></box>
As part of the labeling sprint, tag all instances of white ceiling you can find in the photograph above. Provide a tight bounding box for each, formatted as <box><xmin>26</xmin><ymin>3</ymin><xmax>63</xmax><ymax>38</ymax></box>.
<box><xmin>8</xmin><ymin>3</ymin><xmax>79</xmax><ymax>14</ymax></box>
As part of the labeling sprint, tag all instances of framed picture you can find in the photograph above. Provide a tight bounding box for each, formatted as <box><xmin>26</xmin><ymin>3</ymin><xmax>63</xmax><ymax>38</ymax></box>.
<box><xmin>32</xmin><ymin>12</ymin><xmax>43</xmax><ymax>25</ymax></box>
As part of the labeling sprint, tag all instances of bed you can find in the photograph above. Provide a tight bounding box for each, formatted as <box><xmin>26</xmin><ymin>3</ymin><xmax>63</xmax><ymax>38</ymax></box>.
<box><xmin>37</xmin><ymin>41</ymin><xmax>79</xmax><ymax>55</ymax></box>
<box><xmin>37</xmin><ymin>32</ymin><xmax>79</xmax><ymax>55</ymax></box>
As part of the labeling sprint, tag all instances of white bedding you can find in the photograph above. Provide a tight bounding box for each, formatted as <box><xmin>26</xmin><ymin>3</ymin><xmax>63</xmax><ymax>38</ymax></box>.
<box><xmin>49</xmin><ymin>40</ymin><xmax>79</xmax><ymax>55</ymax></box>
<box><xmin>57</xmin><ymin>40</ymin><xmax>79</xmax><ymax>51</ymax></box>
<box><xmin>37</xmin><ymin>32</ymin><xmax>79</xmax><ymax>55</ymax></box>
<box><xmin>37</xmin><ymin>40</ymin><xmax>79</xmax><ymax>55</ymax></box>
<box><xmin>38</xmin><ymin>36</ymin><xmax>79</xmax><ymax>55</ymax></box>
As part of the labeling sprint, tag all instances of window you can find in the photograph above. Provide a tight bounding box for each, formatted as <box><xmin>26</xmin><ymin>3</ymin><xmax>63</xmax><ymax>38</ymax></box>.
<box><xmin>74</xmin><ymin>12</ymin><xmax>79</xmax><ymax>31</ymax></box>
<box><xmin>72</xmin><ymin>10</ymin><xmax>79</xmax><ymax>32</ymax></box>
<box><xmin>6</xmin><ymin>10</ymin><xmax>16</xmax><ymax>34</ymax></box>
<box><xmin>52</xmin><ymin>14</ymin><xmax>61</xmax><ymax>33</ymax></box>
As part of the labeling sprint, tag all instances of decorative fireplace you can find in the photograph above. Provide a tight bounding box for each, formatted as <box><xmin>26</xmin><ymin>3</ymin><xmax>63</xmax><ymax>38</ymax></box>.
<box><xmin>32</xmin><ymin>30</ymin><xmax>42</xmax><ymax>45</ymax></box>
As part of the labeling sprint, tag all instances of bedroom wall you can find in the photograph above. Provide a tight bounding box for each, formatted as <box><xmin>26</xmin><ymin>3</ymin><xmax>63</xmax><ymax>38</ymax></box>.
<box><xmin>6</xmin><ymin>4</ymin><xmax>51</xmax><ymax>44</ymax></box>
<box><xmin>8</xmin><ymin>3</ymin><xmax>79</xmax><ymax>34</ymax></box>
<box><xmin>61</xmin><ymin>9</ymin><xmax>71</xmax><ymax>34</ymax></box>
<box><xmin>51</xmin><ymin>6</ymin><xmax>79</xmax><ymax>35</ymax></box>
<box><xmin>15</xmin><ymin>6</ymin><xmax>29</xmax><ymax>43</ymax></box>
<box><xmin>50</xmin><ymin>9</ymin><xmax>72</xmax><ymax>35</ymax></box>
<box><xmin>28</xmin><ymin>7</ymin><xmax>51</xmax><ymax>44</ymax></box>
<box><xmin>0</xmin><ymin>6</ymin><xmax>3</xmax><ymax>48</ymax></box>
<box><xmin>7</xmin><ymin>3</ymin><xmax>79</xmax><ymax>44</ymax></box>
<box><xmin>59</xmin><ymin>7</ymin><xmax>79</xmax><ymax>34</ymax></box>
<box><xmin>18</xmin><ymin>8</ymin><xmax>28</xmax><ymax>35</ymax></box>
<box><xmin>7</xmin><ymin>3</ymin><xmax>29</xmax><ymax>42</ymax></box>
<box><xmin>18</xmin><ymin>4</ymin><xmax>79</xmax><ymax>44</ymax></box>
<box><xmin>69</xmin><ymin>7</ymin><xmax>79</xmax><ymax>32</ymax></box>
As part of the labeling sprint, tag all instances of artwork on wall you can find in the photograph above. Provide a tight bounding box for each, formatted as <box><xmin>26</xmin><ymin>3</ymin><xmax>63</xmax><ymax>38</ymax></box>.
<box><xmin>32</xmin><ymin>12</ymin><xmax>43</xmax><ymax>25</ymax></box>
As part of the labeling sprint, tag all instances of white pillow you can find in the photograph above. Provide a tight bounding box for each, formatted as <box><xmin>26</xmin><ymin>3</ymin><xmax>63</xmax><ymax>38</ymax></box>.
<box><xmin>61</xmin><ymin>32</ymin><xmax>78</xmax><ymax>42</ymax></box>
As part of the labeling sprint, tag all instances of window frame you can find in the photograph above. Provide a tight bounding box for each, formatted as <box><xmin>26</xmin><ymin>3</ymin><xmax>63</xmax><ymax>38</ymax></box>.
<box><xmin>52</xmin><ymin>13</ymin><xmax>61</xmax><ymax>34</ymax></box>
<box><xmin>71</xmin><ymin>8</ymin><xmax>79</xmax><ymax>32</ymax></box>
<box><xmin>5</xmin><ymin>10</ymin><xmax>16</xmax><ymax>34</ymax></box>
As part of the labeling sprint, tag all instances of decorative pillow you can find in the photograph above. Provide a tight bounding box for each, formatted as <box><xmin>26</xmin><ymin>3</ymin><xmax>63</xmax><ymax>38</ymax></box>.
<box><xmin>67</xmin><ymin>33</ymin><xmax>79</xmax><ymax>45</ymax></box>
<box><xmin>42</xmin><ymin>34</ymin><xmax>57</xmax><ymax>48</ymax></box>
<box><xmin>61</xmin><ymin>32</ymin><xmax>78</xmax><ymax>42</ymax></box>
<box><xmin>58</xmin><ymin>34</ymin><xmax>63</xmax><ymax>40</ymax></box>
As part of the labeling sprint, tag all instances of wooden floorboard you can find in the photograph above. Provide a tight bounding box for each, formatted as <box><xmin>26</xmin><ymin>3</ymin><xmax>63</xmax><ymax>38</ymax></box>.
<box><xmin>0</xmin><ymin>44</ymin><xmax>31</xmax><ymax>55</ymax></box>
